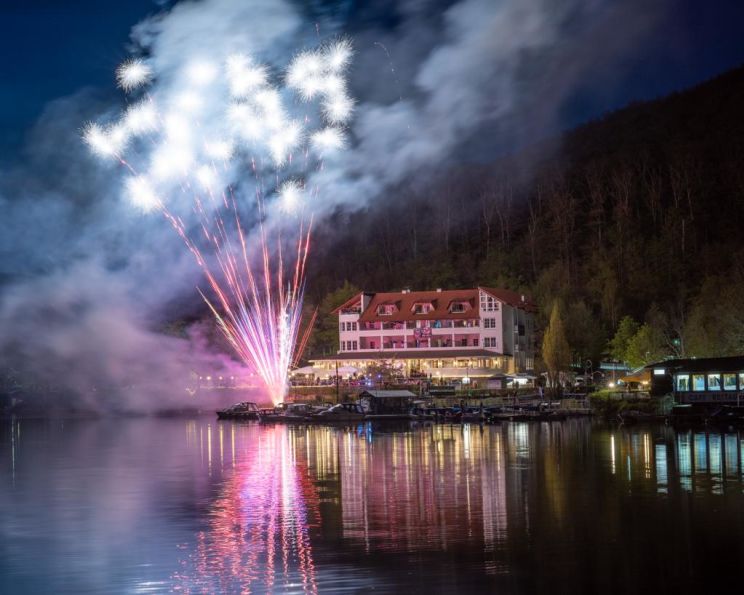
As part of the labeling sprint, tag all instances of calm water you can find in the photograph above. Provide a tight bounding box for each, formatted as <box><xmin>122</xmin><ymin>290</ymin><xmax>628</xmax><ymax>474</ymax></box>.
<box><xmin>1</xmin><ymin>418</ymin><xmax>744</xmax><ymax>594</ymax></box>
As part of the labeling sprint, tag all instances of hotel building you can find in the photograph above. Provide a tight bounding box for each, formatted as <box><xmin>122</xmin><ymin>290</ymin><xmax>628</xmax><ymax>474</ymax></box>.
<box><xmin>309</xmin><ymin>287</ymin><xmax>536</xmax><ymax>381</ymax></box>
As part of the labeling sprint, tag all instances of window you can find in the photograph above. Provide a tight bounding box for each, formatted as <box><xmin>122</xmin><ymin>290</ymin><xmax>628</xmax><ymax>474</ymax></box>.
<box><xmin>484</xmin><ymin>337</ymin><xmax>498</xmax><ymax>348</ymax></box>
<box><xmin>676</xmin><ymin>374</ymin><xmax>690</xmax><ymax>392</ymax></box>
<box><xmin>413</xmin><ymin>303</ymin><xmax>433</xmax><ymax>314</ymax></box>
<box><xmin>340</xmin><ymin>341</ymin><xmax>346</xmax><ymax>351</ymax></box>
<box><xmin>724</xmin><ymin>374</ymin><xmax>737</xmax><ymax>391</ymax></box>
<box><xmin>472</xmin><ymin>338</ymin><xmax>479</xmax><ymax>347</ymax></box>
<box><xmin>351</xmin><ymin>322</ymin><xmax>357</xmax><ymax>331</ymax></box>
<box><xmin>351</xmin><ymin>341</ymin><xmax>358</xmax><ymax>351</ymax></box>
<box><xmin>483</xmin><ymin>318</ymin><xmax>496</xmax><ymax>329</ymax></box>
<box><xmin>378</xmin><ymin>304</ymin><xmax>396</xmax><ymax>316</ymax></box>
<box><xmin>692</xmin><ymin>374</ymin><xmax>705</xmax><ymax>391</ymax></box>
<box><xmin>740</xmin><ymin>373</ymin><xmax>744</xmax><ymax>390</ymax></box>
<box><xmin>707</xmin><ymin>374</ymin><xmax>722</xmax><ymax>391</ymax></box>
<box><xmin>450</xmin><ymin>302</ymin><xmax>466</xmax><ymax>313</ymax></box>
<box><xmin>480</xmin><ymin>294</ymin><xmax>500</xmax><ymax>312</ymax></box>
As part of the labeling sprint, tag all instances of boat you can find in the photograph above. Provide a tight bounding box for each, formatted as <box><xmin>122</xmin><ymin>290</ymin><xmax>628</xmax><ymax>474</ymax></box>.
<box><xmin>261</xmin><ymin>403</ymin><xmax>328</xmax><ymax>423</ymax></box>
<box><xmin>216</xmin><ymin>401</ymin><xmax>261</xmax><ymax>420</ymax></box>
<box><xmin>311</xmin><ymin>402</ymin><xmax>366</xmax><ymax>423</ymax></box>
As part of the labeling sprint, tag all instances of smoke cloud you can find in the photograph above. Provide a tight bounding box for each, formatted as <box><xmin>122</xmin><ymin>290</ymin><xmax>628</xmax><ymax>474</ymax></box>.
<box><xmin>0</xmin><ymin>0</ymin><xmax>669</xmax><ymax>412</ymax></box>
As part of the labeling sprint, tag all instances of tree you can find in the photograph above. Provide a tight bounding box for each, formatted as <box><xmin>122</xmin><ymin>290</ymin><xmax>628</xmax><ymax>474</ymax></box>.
<box><xmin>625</xmin><ymin>323</ymin><xmax>667</xmax><ymax>368</ymax></box>
<box><xmin>565</xmin><ymin>300</ymin><xmax>607</xmax><ymax>363</ymax></box>
<box><xmin>608</xmin><ymin>316</ymin><xmax>639</xmax><ymax>363</ymax></box>
<box><xmin>542</xmin><ymin>302</ymin><xmax>571</xmax><ymax>396</ymax></box>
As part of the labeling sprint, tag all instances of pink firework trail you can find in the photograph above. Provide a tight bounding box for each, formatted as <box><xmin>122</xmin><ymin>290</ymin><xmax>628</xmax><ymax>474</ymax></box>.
<box><xmin>165</xmin><ymin>203</ymin><xmax>312</xmax><ymax>404</ymax></box>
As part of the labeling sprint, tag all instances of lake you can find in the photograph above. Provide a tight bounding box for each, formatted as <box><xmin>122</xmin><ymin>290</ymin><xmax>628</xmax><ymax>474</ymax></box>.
<box><xmin>1</xmin><ymin>418</ymin><xmax>743</xmax><ymax>593</ymax></box>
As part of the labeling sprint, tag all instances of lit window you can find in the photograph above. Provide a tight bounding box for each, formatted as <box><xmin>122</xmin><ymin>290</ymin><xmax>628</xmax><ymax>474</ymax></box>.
<box><xmin>692</xmin><ymin>374</ymin><xmax>705</xmax><ymax>391</ymax></box>
<box><xmin>676</xmin><ymin>374</ymin><xmax>690</xmax><ymax>392</ymax></box>
<box><xmin>708</xmin><ymin>374</ymin><xmax>722</xmax><ymax>391</ymax></box>
<box><xmin>740</xmin><ymin>373</ymin><xmax>744</xmax><ymax>390</ymax></box>
<box><xmin>723</xmin><ymin>374</ymin><xmax>737</xmax><ymax>391</ymax></box>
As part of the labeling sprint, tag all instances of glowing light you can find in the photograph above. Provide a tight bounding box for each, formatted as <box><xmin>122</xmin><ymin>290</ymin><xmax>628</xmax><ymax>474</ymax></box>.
<box><xmin>311</xmin><ymin>127</ymin><xmax>346</xmax><ymax>154</ymax></box>
<box><xmin>278</xmin><ymin>179</ymin><xmax>304</xmax><ymax>213</ymax></box>
<box><xmin>322</xmin><ymin>94</ymin><xmax>354</xmax><ymax>124</ymax></box>
<box><xmin>269</xmin><ymin>120</ymin><xmax>303</xmax><ymax>166</ymax></box>
<box><xmin>203</xmin><ymin>139</ymin><xmax>234</xmax><ymax>161</ymax></box>
<box><xmin>123</xmin><ymin>101</ymin><xmax>159</xmax><ymax>135</ymax></box>
<box><xmin>116</xmin><ymin>58</ymin><xmax>153</xmax><ymax>92</ymax></box>
<box><xmin>325</xmin><ymin>39</ymin><xmax>353</xmax><ymax>72</ymax></box>
<box><xmin>286</xmin><ymin>51</ymin><xmax>324</xmax><ymax>98</ymax></box>
<box><xmin>83</xmin><ymin>123</ymin><xmax>126</xmax><ymax>159</ymax></box>
<box><xmin>196</xmin><ymin>164</ymin><xmax>218</xmax><ymax>190</ymax></box>
<box><xmin>226</xmin><ymin>53</ymin><xmax>268</xmax><ymax>98</ymax></box>
<box><xmin>125</xmin><ymin>176</ymin><xmax>160</xmax><ymax>212</ymax></box>
<box><xmin>152</xmin><ymin>145</ymin><xmax>193</xmax><ymax>180</ymax></box>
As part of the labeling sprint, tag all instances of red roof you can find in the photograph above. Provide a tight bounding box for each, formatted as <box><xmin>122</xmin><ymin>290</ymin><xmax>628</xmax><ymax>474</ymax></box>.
<box><xmin>480</xmin><ymin>287</ymin><xmax>537</xmax><ymax>312</ymax></box>
<box><xmin>332</xmin><ymin>287</ymin><xmax>535</xmax><ymax>322</ymax></box>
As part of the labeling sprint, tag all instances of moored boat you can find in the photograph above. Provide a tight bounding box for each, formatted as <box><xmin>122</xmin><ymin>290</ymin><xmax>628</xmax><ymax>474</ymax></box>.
<box><xmin>261</xmin><ymin>403</ymin><xmax>328</xmax><ymax>423</ymax></box>
<box><xmin>311</xmin><ymin>402</ymin><xmax>365</xmax><ymax>423</ymax></box>
<box><xmin>216</xmin><ymin>401</ymin><xmax>261</xmax><ymax>420</ymax></box>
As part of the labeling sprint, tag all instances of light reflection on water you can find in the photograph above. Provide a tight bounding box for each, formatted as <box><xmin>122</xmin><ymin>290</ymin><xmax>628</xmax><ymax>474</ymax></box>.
<box><xmin>2</xmin><ymin>419</ymin><xmax>744</xmax><ymax>593</ymax></box>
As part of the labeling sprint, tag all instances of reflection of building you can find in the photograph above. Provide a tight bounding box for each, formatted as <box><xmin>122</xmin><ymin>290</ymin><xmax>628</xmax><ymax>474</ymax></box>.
<box><xmin>337</xmin><ymin>425</ymin><xmax>508</xmax><ymax>554</ymax></box>
<box><xmin>311</xmin><ymin>287</ymin><xmax>536</xmax><ymax>380</ymax></box>
<box><xmin>647</xmin><ymin>356</ymin><xmax>744</xmax><ymax>403</ymax></box>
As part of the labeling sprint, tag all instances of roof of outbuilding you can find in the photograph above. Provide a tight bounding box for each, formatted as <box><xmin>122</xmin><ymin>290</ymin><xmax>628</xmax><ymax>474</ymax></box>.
<box><xmin>360</xmin><ymin>390</ymin><xmax>416</xmax><ymax>398</ymax></box>
<box><xmin>646</xmin><ymin>356</ymin><xmax>744</xmax><ymax>373</ymax></box>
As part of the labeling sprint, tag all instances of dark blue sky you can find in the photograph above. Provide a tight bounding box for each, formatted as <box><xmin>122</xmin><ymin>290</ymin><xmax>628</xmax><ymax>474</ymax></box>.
<box><xmin>2</xmin><ymin>0</ymin><xmax>744</xmax><ymax>157</ymax></box>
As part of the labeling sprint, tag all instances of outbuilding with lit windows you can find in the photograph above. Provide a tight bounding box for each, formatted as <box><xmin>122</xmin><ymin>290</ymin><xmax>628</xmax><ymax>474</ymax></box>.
<box><xmin>647</xmin><ymin>356</ymin><xmax>744</xmax><ymax>404</ymax></box>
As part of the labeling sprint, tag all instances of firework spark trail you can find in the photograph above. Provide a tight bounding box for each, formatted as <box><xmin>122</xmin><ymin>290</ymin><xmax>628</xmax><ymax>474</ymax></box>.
<box><xmin>84</xmin><ymin>40</ymin><xmax>353</xmax><ymax>403</ymax></box>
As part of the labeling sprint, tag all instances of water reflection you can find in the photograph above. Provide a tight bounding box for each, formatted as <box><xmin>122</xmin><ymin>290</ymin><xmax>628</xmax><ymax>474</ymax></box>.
<box><xmin>175</xmin><ymin>425</ymin><xmax>319</xmax><ymax>593</ymax></box>
<box><xmin>2</xmin><ymin>419</ymin><xmax>744</xmax><ymax>593</ymax></box>
<box><xmin>605</xmin><ymin>425</ymin><xmax>744</xmax><ymax>495</ymax></box>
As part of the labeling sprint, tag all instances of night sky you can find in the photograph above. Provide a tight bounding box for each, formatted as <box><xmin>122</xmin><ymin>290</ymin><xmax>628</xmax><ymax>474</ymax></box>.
<box><xmin>2</xmin><ymin>0</ymin><xmax>744</xmax><ymax>158</ymax></box>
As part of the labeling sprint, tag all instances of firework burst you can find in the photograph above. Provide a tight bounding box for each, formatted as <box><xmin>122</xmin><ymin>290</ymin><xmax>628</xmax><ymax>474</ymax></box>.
<box><xmin>84</xmin><ymin>39</ymin><xmax>354</xmax><ymax>404</ymax></box>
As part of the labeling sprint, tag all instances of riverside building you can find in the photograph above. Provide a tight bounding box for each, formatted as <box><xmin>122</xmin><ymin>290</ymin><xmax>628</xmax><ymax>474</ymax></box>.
<box><xmin>308</xmin><ymin>287</ymin><xmax>536</xmax><ymax>382</ymax></box>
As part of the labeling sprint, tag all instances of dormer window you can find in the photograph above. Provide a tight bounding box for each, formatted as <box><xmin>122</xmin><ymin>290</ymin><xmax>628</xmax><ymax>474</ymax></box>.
<box><xmin>449</xmin><ymin>301</ymin><xmax>468</xmax><ymax>313</ymax></box>
<box><xmin>412</xmin><ymin>302</ymin><xmax>434</xmax><ymax>315</ymax></box>
<box><xmin>377</xmin><ymin>303</ymin><xmax>397</xmax><ymax>316</ymax></box>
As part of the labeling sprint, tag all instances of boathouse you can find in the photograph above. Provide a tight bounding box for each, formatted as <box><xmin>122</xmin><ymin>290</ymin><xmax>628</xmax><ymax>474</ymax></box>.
<box><xmin>359</xmin><ymin>390</ymin><xmax>415</xmax><ymax>415</ymax></box>
<box><xmin>647</xmin><ymin>356</ymin><xmax>744</xmax><ymax>404</ymax></box>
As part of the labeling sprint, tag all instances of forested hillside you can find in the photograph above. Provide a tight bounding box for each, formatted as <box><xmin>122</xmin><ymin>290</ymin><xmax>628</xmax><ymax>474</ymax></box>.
<box><xmin>304</xmin><ymin>65</ymin><xmax>744</xmax><ymax>363</ymax></box>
